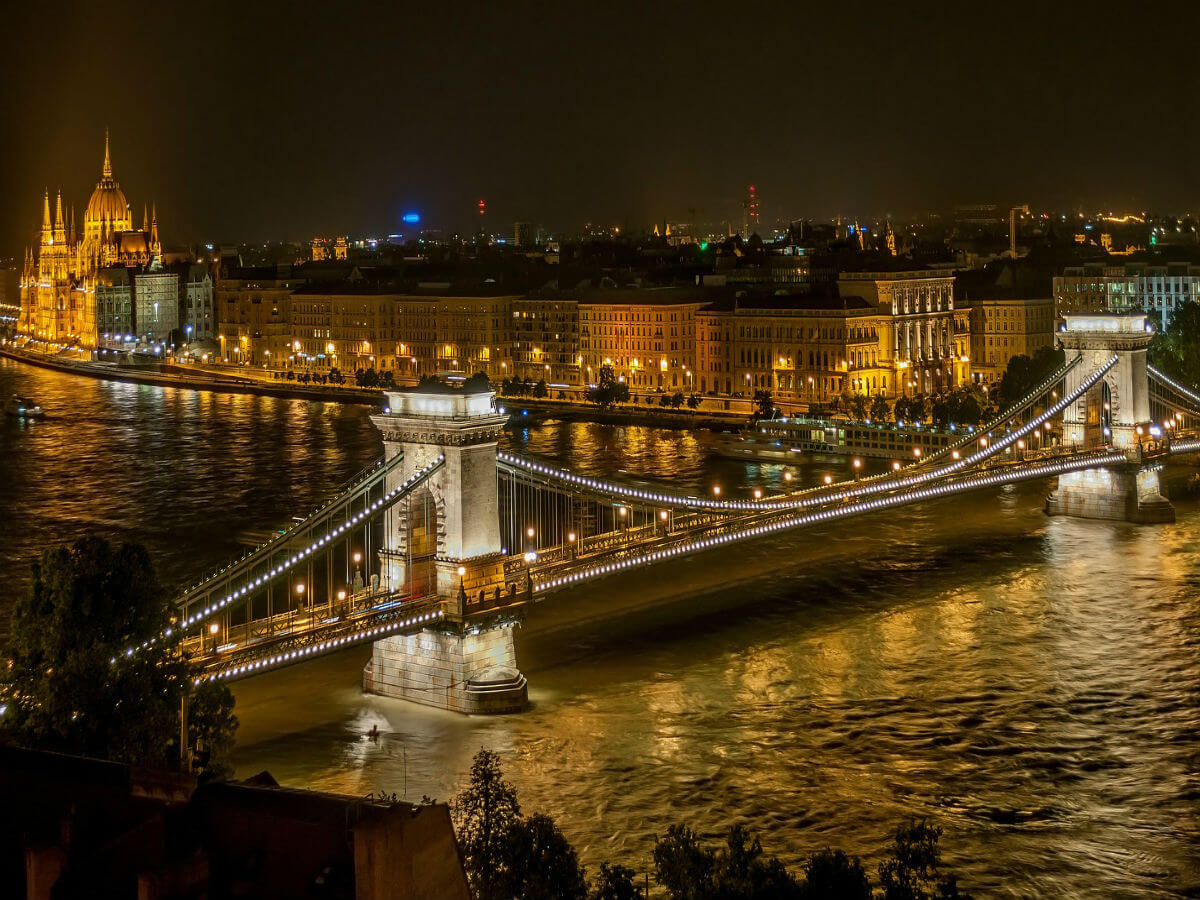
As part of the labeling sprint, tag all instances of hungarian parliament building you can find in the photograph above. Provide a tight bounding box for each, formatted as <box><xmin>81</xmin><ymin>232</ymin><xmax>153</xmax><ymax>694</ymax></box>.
<box><xmin>17</xmin><ymin>132</ymin><xmax>213</xmax><ymax>350</ymax></box>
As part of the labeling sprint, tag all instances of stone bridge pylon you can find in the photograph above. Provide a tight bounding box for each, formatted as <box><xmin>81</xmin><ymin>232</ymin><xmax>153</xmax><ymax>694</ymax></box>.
<box><xmin>1046</xmin><ymin>313</ymin><xmax>1174</xmax><ymax>523</ymax></box>
<box><xmin>362</xmin><ymin>387</ymin><xmax>528</xmax><ymax>714</ymax></box>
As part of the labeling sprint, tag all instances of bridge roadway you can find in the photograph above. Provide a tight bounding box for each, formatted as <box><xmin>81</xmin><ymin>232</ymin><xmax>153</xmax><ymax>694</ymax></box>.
<box><xmin>193</xmin><ymin>434</ymin><xmax>1192</xmax><ymax>684</ymax></box>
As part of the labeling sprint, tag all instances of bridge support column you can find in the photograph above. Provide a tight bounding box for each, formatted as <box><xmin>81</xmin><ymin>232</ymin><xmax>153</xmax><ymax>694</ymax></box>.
<box><xmin>1046</xmin><ymin>313</ymin><xmax>1174</xmax><ymax>524</ymax></box>
<box><xmin>364</xmin><ymin>386</ymin><xmax>527</xmax><ymax>713</ymax></box>
<box><xmin>1045</xmin><ymin>464</ymin><xmax>1174</xmax><ymax>524</ymax></box>
<box><xmin>363</xmin><ymin>621</ymin><xmax>527</xmax><ymax>714</ymax></box>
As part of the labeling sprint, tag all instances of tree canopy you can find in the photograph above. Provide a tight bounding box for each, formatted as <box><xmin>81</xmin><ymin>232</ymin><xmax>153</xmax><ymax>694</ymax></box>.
<box><xmin>1149</xmin><ymin>302</ymin><xmax>1200</xmax><ymax>388</ymax></box>
<box><xmin>1</xmin><ymin>536</ymin><xmax>237</xmax><ymax>774</ymax></box>
<box><xmin>452</xmin><ymin>749</ymin><xmax>974</xmax><ymax>900</ymax></box>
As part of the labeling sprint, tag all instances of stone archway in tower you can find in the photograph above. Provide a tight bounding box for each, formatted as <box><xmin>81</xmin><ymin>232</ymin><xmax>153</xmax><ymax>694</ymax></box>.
<box><xmin>404</xmin><ymin>483</ymin><xmax>441</xmax><ymax>596</ymax></box>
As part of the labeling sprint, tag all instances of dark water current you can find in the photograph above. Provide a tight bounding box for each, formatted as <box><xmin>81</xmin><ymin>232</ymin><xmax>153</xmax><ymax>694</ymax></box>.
<box><xmin>1</xmin><ymin>357</ymin><xmax>1197</xmax><ymax>898</ymax></box>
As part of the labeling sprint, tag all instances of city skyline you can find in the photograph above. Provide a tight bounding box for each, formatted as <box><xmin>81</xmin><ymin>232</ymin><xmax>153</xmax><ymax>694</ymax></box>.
<box><xmin>3</xmin><ymin>1</ymin><xmax>1197</xmax><ymax>254</ymax></box>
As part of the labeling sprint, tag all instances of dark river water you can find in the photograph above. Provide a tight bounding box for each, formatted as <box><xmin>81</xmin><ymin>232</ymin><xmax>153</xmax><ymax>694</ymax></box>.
<box><xmin>2</xmin><ymin>357</ymin><xmax>1198</xmax><ymax>899</ymax></box>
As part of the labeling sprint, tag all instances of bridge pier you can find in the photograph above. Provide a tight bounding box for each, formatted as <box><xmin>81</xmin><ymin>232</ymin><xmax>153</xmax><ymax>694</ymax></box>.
<box><xmin>363</xmin><ymin>621</ymin><xmax>527</xmax><ymax>715</ymax></box>
<box><xmin>1045</xmin><ymin>464</ymin><xmax>1174</xmax><ymax>524</ymax></box>
<box><xmin>1046</xmin><ymin>313</ymin><xmax>1174</xmax><ymax>524</ymax></box>
<box><xmin>364</xmin><ymin>386</ymin><xmax>528</xmax><ymax>713</ymax></box>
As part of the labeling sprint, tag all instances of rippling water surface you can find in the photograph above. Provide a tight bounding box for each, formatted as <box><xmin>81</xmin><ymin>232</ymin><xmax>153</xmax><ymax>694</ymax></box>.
<box><xmin>2</xmin><ymin>358</ymin><xmax>1198</xmax><ymax>898</ymax></box>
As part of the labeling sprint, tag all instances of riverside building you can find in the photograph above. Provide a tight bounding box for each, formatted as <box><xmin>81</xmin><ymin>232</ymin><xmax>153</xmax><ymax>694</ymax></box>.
<box><xmin>18</xmin><ymin>132</ymin><xmax>163</xmax><ymax>349</ymax></box>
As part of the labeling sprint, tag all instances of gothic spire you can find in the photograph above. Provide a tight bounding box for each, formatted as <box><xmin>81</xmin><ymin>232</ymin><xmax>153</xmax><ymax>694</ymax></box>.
<box><xmin>143</xmin><ymin>203</ymin><xmax>149</xmax><ymax>231</ymax></box>
<box><xmin>103</xmin><ymin>127</ymin><xmax>112</xmax><ymax>179</ymax></box>
<box><xmin>42</xmin><ymin>189</ymin><xmax>51</xmax><ymax>234</ymax></box>
<box><xmin>55</xmin><ymin>190</ymin><xmax>64</xmax><ymax>228</ymax></box>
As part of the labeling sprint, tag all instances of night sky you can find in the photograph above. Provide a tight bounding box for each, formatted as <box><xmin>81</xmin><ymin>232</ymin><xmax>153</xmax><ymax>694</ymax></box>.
<box><xmin>2</xmin><ymin>1</ymin><xmax>1196</xmax><ymax>252</ymax></box>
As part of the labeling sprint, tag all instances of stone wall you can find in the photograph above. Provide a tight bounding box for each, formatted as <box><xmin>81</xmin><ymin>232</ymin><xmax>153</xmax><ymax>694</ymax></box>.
<box><xmin>365</xmin><ymin>624</ymin><xmax>527</xmax><ymax>714</ymax></box>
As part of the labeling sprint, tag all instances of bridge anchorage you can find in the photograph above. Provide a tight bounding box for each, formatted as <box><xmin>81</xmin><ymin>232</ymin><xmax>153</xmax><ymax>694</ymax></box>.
<box><xmin>364</xmin><ymin>388</ymin><xmax>529</xmax><ymax>714</ymax></box>
<box><xmin>1046</xmin><ymin>313</ymin><xmax>1174</xmax><ymax>524</ymax></box>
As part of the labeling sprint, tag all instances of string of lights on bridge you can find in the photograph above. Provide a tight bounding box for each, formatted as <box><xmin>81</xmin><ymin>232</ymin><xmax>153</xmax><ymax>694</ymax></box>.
<box><xmin>531</xmin><ymin>450</ymin><xmax>1129</xmax><ymax>595</ymax></box>
<box><xmin>176</xmin><ymin>446</ymin><xmax>429</xmax><ymax>599</ymax></box>
<box><xmin>195</xmin><ymin>608</ymin><xmax>446</xmax><ymax>684</ymax></box>
<box><xmin>499</xmin><ymin>355</ymin><xmax>1119</xmax><ymax>517</ymax></box>
<box><xmin>179</xmin><ymin>456</ymin><xmax>445</xmax><ymax>629</ymax></box>
<box><xmin>115</xmin><ymin>456</ymin><xmax>447</xmax><ymax>666</ymax></box>
<box><xmin>1147</xmin><ymin>365</ymin><xmax>1200</xmax><ymax>408</ymax></box>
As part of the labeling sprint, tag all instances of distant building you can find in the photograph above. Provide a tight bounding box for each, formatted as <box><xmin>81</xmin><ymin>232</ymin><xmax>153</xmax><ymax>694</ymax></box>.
<box><xmin>696</xmin><ymin>293</ymin><xmax>889</xmax><ymax>402</ymax></box>
<box><xmin>18</xmin><ymin>132</ymin><xmax>162</xmax><ymax>349</ymax></box>
<box><xmin>95</xmin><ymin>267</ymin><xmax>133</xmax><ymax>341</ymax></box>
<box><xmin>335</xmin><ymin>235</ymin><xmax>348</xmax><ymax>260</ymax></box>
<box><xmin>840</xmin><ymin>269</ymin><xmax>969</xmax><ymax>396</ymax></box>
<box><xmin>954</xmin><ymin>204</ymin><xmax>1003</xmax><ymax>228</ymax></box>
<box><xmin>578</xmin><ymin>287</ymin><xmax>702</xmax><ymax>393</ymax></box>
<box><xmin>181</xmin><ymin>264</ymin><xmax>216</xmax><ymax>342</ymax></box>
<box><xmin>1054</xmin><ymin>262</ymin><xmax>1200</xmax><ymax>328</ymax></box>
<box><xmin>513</xmin><ymin>222</ymin><xmax>536</xmax><ymax>249</ymax></box>
<box><xmin>134</xmin><ymin>266</ymin><xmax>181</xmax><ymax>344</ymax></box>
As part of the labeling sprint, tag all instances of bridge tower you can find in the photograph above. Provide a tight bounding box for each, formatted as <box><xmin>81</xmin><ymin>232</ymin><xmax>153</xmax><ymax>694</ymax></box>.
<box><xmin>363</xmin><ymin>387</ymin><xmax>528</xmax><ymax>713</ymax></box>
<box><xmin>1046</xmin><ymin>313</ymin><xmax>1174</xmax><ymax>523</ymax></box>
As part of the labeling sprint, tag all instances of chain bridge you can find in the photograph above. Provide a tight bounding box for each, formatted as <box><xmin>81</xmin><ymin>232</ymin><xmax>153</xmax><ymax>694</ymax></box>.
<box><xmin>133</xmin><ymin>312</ymin><xmax>1200</xmax><ymax>714</ymax></box>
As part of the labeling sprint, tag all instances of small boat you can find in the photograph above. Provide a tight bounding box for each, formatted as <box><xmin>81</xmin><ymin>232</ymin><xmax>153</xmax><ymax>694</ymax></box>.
<box><xmin>5</xmin><ymin>395</ymin><xmax>45</xmax><ymax>418</ymax></box>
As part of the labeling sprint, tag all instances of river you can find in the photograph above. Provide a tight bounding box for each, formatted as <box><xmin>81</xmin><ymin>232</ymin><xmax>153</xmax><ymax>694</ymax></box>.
<box><xmin>1</xmin><ymin>356</ymin><xmax>1197</xmax><ymax>898</ymax></box>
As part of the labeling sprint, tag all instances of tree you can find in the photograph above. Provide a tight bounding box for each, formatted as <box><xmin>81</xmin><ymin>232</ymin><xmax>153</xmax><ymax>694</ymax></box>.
<box><xmin>380</xmin><ymin>369</ymin><xmax>397</xmax><ymax>390</ymax></box>
<box><xmin>930</xmin><ymin>393</ymin><xmax>955</xmax><ymax>428</ymax></box>
<box><xmin>188</xmin><ymin>678</ymin><xmax>239</xmax><ymax>779</ymax></box>
<box><xmin>956</xmin><ymin>391</ymin><xmax>983</xmax><ymax>427</ymax></box>
<box><xmin>653</xmin><ymin>824</ymin><xmax>715</xmax><ymax>900</ymax></box>
<box><xmin>588</xmin><ymin>365</ymin><xmax>630</xmax><ymax>408</ymax></box>
<box><xmin>849</xmin><ymin>393</ymin><xmax>870</xmax><ymax>421</ymax></box>
<box><xmin>497</xmin><ymin>813</ymin><xmax>588</xmax><ymax>900</ymax></box>
<box><xmin>0</xmin><ymin>536</ymin><xmax>237</xmax><ymax>770</ymax></box>
<box><xmin>801</xmin><ymin>848</ymin><xmax>871</xmax><ymax>900</ymax></box>
<box><xmin>712</xmin><ymin>824</ymin><xmax>801</xmax><ymax>899</ymax></box>
<box><xmin>592</xmin><ymin>863</ymin><xmax>641</xmax><ymax>900</ymax></box>
<box><xmin>534</xmin><ymin>378</ymin><xmax>548</xmax><ymax>399</ymax></box>
<box><xmin>997</xmin><ymin>345</ymin><xmax>1065</xmax><ymax>408</ymax></box>
<box><xmin>753</xmin><ymin>390</ymin><xmax>775</xmax><ymax>419</ymax></box>
<box><xmin>686</xmin><ymin>393</ymin><xmax>701</xmax><ymax>410</ymax></box>
<box><xmin>1149</xmin><ymin>302</ymin><xmax>1200</xmax><ymax>387</ymax></box>
<box><xmin>453</xmin><ymin>749</ymin><xmax>522</xmax><ymax>900</ymax></box>
<box><xmin>463</xmin><ymin>371</ymin><xmax>490</xmax><ymax>393</ymax></box>
<box><xmin>654</xmin><ymin>824</ymin><xmax>801</xmax><ymax>900</ymax></box>
<box><xmin>870</xmin><ymin>394</ymin><xmax>891</xmax><ymax>422</ymax></box>
<box><xmin>907</xmin><ymin>394</ymin><xmax>928</xmax><ymax>424</ymax></box>
<box><xmin>877</xmin><ymin>820</ymin><xmax>972</xmax><ymax>900</ymax></box>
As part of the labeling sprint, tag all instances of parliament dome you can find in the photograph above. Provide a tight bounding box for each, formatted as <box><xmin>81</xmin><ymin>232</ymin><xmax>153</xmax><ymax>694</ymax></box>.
<box><xmin>83</xmin><ymin>131</ymin><xmax>132</xmax><ymax>236</ymax></box>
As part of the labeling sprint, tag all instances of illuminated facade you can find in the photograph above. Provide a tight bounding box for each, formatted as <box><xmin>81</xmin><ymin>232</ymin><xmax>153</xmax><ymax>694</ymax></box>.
<box><xmin>1054</xmin><ymin>262</ymin><xmax>1200</xmax><ymax>328</ymax></box>
<box><xmin>18</xmin><ymin>132</ymin><xmax>161</xmax><ymax>348</ymax></box>
<box><xmin>578</xmin><ymin>289</ymin><xmax>700</xmax><ymax>392</ymax></box>
<box><xmin>839</xmin><ymin>270</ymin><xmax>970</xmax><ymax>395</ymax></box>
<box><xmin>215</xmin><ymin>270</ymin><xmax>976</xmax><ymax>405</ymax></box>
<box><xmin>696</xmin><ymin>298</ymin><xmax>891</xmax><ymax>403</ymax></box>
<box><xmin>959</xmin><ymin>296</ymin><xmax>1055</xmax><ymax>384</ymax></box>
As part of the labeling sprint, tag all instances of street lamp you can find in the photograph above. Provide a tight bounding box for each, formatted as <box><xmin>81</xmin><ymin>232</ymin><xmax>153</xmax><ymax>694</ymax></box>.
<box><xmin>208</xmin><ymin>621</ymin><xmax>220</xmax><ymax>654</ymax></box>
